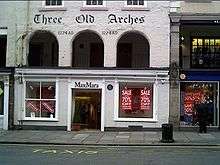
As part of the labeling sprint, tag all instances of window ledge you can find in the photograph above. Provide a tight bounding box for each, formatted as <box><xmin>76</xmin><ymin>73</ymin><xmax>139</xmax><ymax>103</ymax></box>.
<box><xmin>114</xmin><ymin>118</ymin><xmax>157</xmax><ymax>122</ymax></box>
<box><xmin>38</xmin><ymin>7</ymin><xmax>67</xmax><ymax>12</ymax></box>
<box><xmin>80</xmin><ymin>7</ymin><xmax>108</xmax><ymax>11</ymax></box>
<box><xmin>121</xmin><ymin>6</ymin><xmax>150</xmax><ymax>11</ymax></box>
<box><xmin>23</xmin><ymin>118</ymin><xmax>58</xmax><ymax>122</ymax></box>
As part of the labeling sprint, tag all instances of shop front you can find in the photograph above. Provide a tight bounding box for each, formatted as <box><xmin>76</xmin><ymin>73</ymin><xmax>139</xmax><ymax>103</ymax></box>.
<box><xmin>14</xmin><ymin>68</ymin><xmax>169</xmax><ymax>131</ymax></box>
<box><xmin>180</xmin><ymin>71</ymin><xmax>220</xmax><ymax>128</ymax></box>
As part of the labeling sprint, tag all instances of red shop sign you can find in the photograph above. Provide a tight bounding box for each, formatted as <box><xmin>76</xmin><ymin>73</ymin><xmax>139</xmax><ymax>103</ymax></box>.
<box><xmin>121</xmin><ymin>87</ymin><xmax>132</xmax><ymax>111</ymax></box>
<box><xmin>140</xmin><ymin>88</ymin><xmax>151</xmax><ymax>111</ymax></box>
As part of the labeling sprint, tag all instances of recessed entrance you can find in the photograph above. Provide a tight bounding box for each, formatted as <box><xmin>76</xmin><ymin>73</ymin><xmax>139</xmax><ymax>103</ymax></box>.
<box><xmin>71</xmin><ymin>89</ymin><xmax>101</xmax><ymax>131</ymax></box>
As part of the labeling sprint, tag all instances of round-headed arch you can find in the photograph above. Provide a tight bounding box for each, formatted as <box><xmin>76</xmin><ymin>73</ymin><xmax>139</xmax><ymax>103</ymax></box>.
<box><xmin>72</xmin><ymin>30</ymin><xmax>104</xmax><ymax>68</ymax></box>
<box><xmin>117</xmin><ymin>30</ymin><xmax>150</xmax><ymax>68</ymax></box>
<box><xmin>28</xmin><ymin>30</ymin><xmax>59</xmax><ymax>67</ymax></box>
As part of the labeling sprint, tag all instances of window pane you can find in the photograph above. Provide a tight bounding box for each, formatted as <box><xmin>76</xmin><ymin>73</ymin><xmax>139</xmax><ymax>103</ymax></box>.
<box><xmin>45</xmin><ymin>0</ymin><xmax>51</xmax><ymax>6</ymax></box>
<box><xmin>0</xmin><ymin>82</ymin><xmax>4</xmax><ymax>115</ymax></box>
<box><xmin>210</xmin><ymin>39</ymin><xmax>215</xmax><ymax>45</ymax></box>
<box><xmin>52</xmin><ymin>0</ymin><xmax>56</xmax><ymax>5</ymax></box>
<box><xmin>98</xmin><ymin>0</ymin><xmax>103</xmax><ymax>5</ymax></box>
<box><xmin>119</xmin><ymin>84</ymin><xmax>153</xmax><ymax>118</ymax></box>
<box><xmin>41</xmin><ymin>100</ymin><xmax>55</xmax><ymax>118</ymax></box>
<box><xmin>204</xmin><ymin>39</ymin><xmax>209</xmax><ymax>46</ymax></box>
<box><xmin>127</xmin><ymin>0</ymin><xmax>132</xmax><ymax>5</ymax></box>
<box><xmin>26</xmin><ymin>82</ymin><xmax>40</xmax><ymax>99</ymax></box>
<box><xmin>215</xmin><ymin>39</ymin><xmax>220</xmax><ymax>46</ymax></box>
<box><xmin>198</xmin><ymin>39</ymin><xmax>203</xmax><ymax>46</ymax></box>
<box><xmin>133</xmin><ymin>0</ymin><xmax>138</xmax><ymax>5</ymax></box>
<box><xmin>86</xmin><ymin>0</ymin><xmax>92</xmax><ymax>5</ymax></box>
<box><xmin>26</xmin><ymin>100</ymin><xmax>40</xmax><ymax>117</ymax></box>
<box><xmin>92</xmin><ymin>0</ymin><xmax>97</xmax><ymax>5</ymax></box>
<box><xmin>41</xmin><ymin>82</ymin><xmax>55</xmax><ymax>99</ymax></box>
<box><xmin>139</xmin><ymin>0</ymin><xmax>144</xmax><ymax>5</ymax></box>
<box><xmin>57</xmin><ymin>0</ymin><xmax>62</xmax><ymax>5</ymax></box>
<box><xmin>192</xmin><ymin>39</ymin><xmax>197</xmax><ymax>46</ymax></box>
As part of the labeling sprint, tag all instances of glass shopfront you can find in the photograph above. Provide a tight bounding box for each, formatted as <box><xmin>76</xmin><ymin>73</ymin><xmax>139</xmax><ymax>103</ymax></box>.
<box><xmin>180</xmin><ymin>82</ymin><xmax>218</xmax><ymax>126</ymax></box>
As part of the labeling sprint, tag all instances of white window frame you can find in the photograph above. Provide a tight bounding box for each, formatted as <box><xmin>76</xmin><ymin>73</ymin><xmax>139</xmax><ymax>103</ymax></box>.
<box><xmin>83</xmin><ymin>0</ymin><xmax>106</xmax><ymax>7</ymax></box>
<box><xmin>114</xmin><ymin>80</ymin><xmax>158</xmax><ymax>122</ymax></box>
<box><xmin>124</xmin><ymin>0</ymin><xmax>147</xmax><ymax>8</ymax></box>
<box><xmin>42</xmin><ymin>0</ymin><xmax>64</xmax><ymax>8</ymax></box>
<box><xmin>23</xmin><ymin>79</ymin><xmax>59</xmax><ymax>121</ymax></box>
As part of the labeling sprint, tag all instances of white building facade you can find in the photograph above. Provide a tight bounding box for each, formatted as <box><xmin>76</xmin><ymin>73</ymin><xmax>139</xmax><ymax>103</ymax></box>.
<box><xmin>2</xmin><ymin>0</ymin><xmax>173</xmax><ymax>131</ymax></box>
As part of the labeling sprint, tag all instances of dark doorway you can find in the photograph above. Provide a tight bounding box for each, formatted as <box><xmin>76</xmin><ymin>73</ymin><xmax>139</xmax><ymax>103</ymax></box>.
<box><xmin>117</xmin><ymin>43</ymin><xmax>132</xmax><ymax>68</ymax></box>
<box><xmin>117</xmin><ymin>32</ymin><xmax>150</xmax><ymax>68</ymax></box>
<box><xmin>28</xmin><ymin>44</ymin><xmax>43</xmax><ymax>66</ymax></box>
<box><xmin>72</xmin><ymin>89</ymin><xmax>101</xmax><ymax>130</ymax></box>
<box><xmin>28</xmin><ymin>31</ymin><xmax>58</xmax><ymax>67</ymax></box>
<box><xmin>90</xmin><ymin>43</ymin><xmax>104</xmax><ymax>67</ymax></box>
<box><xmin>0</xmin><ymin>35</ymin><xmax>7</xmax><ymax>67</ymax></box>
<box><xmin>72</xmin><ymin>31</ymin><xmax>104</xmax><ymax>68</ymax></box>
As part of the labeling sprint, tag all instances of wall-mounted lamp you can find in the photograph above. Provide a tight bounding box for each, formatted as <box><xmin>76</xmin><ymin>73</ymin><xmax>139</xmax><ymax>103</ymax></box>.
<box><xmin>181</xmin><ymin>36</ymin><xmax>184</xmax><ymax>41</ymax></box>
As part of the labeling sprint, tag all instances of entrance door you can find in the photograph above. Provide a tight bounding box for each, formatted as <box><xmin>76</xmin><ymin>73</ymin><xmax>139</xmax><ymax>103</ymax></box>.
<box><xmin>72</xmin><ymin>89</ymin><xmax>101</xmax><ymax>130</ymax></box>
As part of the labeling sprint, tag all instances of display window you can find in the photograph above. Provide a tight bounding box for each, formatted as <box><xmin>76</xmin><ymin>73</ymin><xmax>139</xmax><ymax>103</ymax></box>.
<box><xmin>180</xmin><ymin>82</ymin><xmax>218</xmax><ymax>126</ymax></box>
<box><xmin>25</xmin><ymin>81</ymin><xmax>56</xmax><ymax>119</ymax></box>
<box><xmin>119</xmin><ymin>83</ymin><xmax>153</xmax><ymax>118</ymax></box>
<box><xmin>0</xmin><ymin>81</ymin><xmax>4</xmax><ymax>115</ymax></box>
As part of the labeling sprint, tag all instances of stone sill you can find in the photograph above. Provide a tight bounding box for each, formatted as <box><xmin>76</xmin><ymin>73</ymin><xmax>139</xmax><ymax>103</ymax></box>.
<box><xmin>121</xmin><ymin>7</ymin><xmax>150</xmax><ymax>11</ymax></box>
<box><xmin>80</xmin><ymin>7</ymin><xmax>108</xmax><ymax>11</ymax></box>
<box><xmin>38</xmin><ymin>7</ymin><xmax>67</xmax><ymax>12</ymax></box>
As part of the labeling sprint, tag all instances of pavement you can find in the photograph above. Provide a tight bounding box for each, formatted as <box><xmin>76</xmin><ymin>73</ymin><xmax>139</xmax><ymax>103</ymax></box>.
<box><xmin>1</xmin><ymin>130</ymin><xmax>220</xmax><ymax>146</ymax></box>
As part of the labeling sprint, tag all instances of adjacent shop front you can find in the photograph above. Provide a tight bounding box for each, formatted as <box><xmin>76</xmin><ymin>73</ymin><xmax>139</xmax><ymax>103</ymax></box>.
<box><xmin>180</xmin><ymin>71</ymin><xmax>220</xmax><ymax>128</ymax></box>
<box><xmin>0</xmin><ymin>71</ymin><xmax>10</xmax><ymax>130</ymax></box>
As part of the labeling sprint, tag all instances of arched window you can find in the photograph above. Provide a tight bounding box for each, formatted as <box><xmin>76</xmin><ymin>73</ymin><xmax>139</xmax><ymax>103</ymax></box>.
<box><xmin>117</xmin><ymin>32</ymin><xmax>150</xmax><ymax>68</ymax></box>
<box><xmin>28</xmin><ymin>30</ymin><xmax>58</xmax><ymax>67</ymax></box>
<box><xmin>72</xmin><ymin>31</ymin><xmax>104</xmax><ymax>68</ymax></box>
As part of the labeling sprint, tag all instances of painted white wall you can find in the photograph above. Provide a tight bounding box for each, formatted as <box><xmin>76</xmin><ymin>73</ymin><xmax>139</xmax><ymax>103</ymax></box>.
<box><xmin>1</xmin><ymin>1</ymin><xmax>170</xmax><ymax>68</ymax></box>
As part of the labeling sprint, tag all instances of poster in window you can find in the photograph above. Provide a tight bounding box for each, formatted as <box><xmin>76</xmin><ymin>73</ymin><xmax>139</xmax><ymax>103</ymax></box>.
<box><xmin>140</xmin><ymin>88</ymin><xmax>151</xmax><ymax>111</ymax></box>
<box><xmin>121</xmin><ymin>87</ymin><xmax>132</xmax><ymax>111</ymax></box>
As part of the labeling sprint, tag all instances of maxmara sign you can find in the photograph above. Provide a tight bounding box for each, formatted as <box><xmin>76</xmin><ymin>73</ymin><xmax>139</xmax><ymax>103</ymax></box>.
<box><xmin>74</xmin><ymin>82</ymin><xmax>99</xmax><ymax>88</ymax></box>
<box><xmin>33</xmin><ymin>14</ymin><xmax>145</xmax><ymax>25</ymax></box>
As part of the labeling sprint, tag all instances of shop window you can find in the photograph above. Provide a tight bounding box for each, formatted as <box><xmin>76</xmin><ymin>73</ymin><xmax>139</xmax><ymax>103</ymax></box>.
<box><xmin>119</xmin><ymin>83</ymin><xmax>153</xmax><ymax>118</ymax></box>
<box><xmin>72</xmin><ymin>31</ymin><xmax>104</xmax><ymax>68</ymax></box>
<box><xmin>25</xmin><ymin>81</ymin><xmax>56</xmax><ymax>119</ymax></box>
<box><xmin>127</xmin><ymin>0</ymin><xmax>144</xmax><ymax>6</ymax></box>
<box><xmin>28</xmin><ymin>31</ymin><xmax>58</xmax><ymax>67</ymax></box>
<box><xmin>45</xmin><ymin>0</ymin><xmax>62</xmax><ymax>6</ymax></box>
<box><xmin>86</xmin><ymin>0</ymin><xmax>104</xmax><ymax>5</ymax></box>
<box><xmin>0</xmin><ymin>82</ymin><xmax>4</xmax><ymax>115</ymax></box>
<box><xmin>180</xmin><ymin>82</ymin><xmax>218</xmax><ymax>126</ymax></box>
<box><xmin>191</xmin><ymin>38</ymin><xmax>220</xmax><ymax>68</ymax></box>
<box><xmin>117</xmin><ymin>32</ymin><xmax>150</xmax><ymax>68</ymax></box>
<box><xmin>0</xmin><ymin>35</ymin><xmax>7</xmax><ymax>68</ymax></box>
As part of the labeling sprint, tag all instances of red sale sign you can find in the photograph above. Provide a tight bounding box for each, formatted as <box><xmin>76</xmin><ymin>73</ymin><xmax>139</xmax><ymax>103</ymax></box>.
<box><xmin>121</xmin><ymin>87</ymin><xmax>132</xmax><ymax>111</ymax></box>
<box><xmin>140</xmin><ymin>88</ymin><xmax>151</xmax><ymax>111</ymax></box>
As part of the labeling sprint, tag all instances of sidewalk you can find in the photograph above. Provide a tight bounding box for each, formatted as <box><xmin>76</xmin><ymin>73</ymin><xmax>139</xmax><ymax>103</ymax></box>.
<box><xmin>1</xmin><ymin>130</ymin><xmax>220</xmax><ymax>146</ymax></box>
